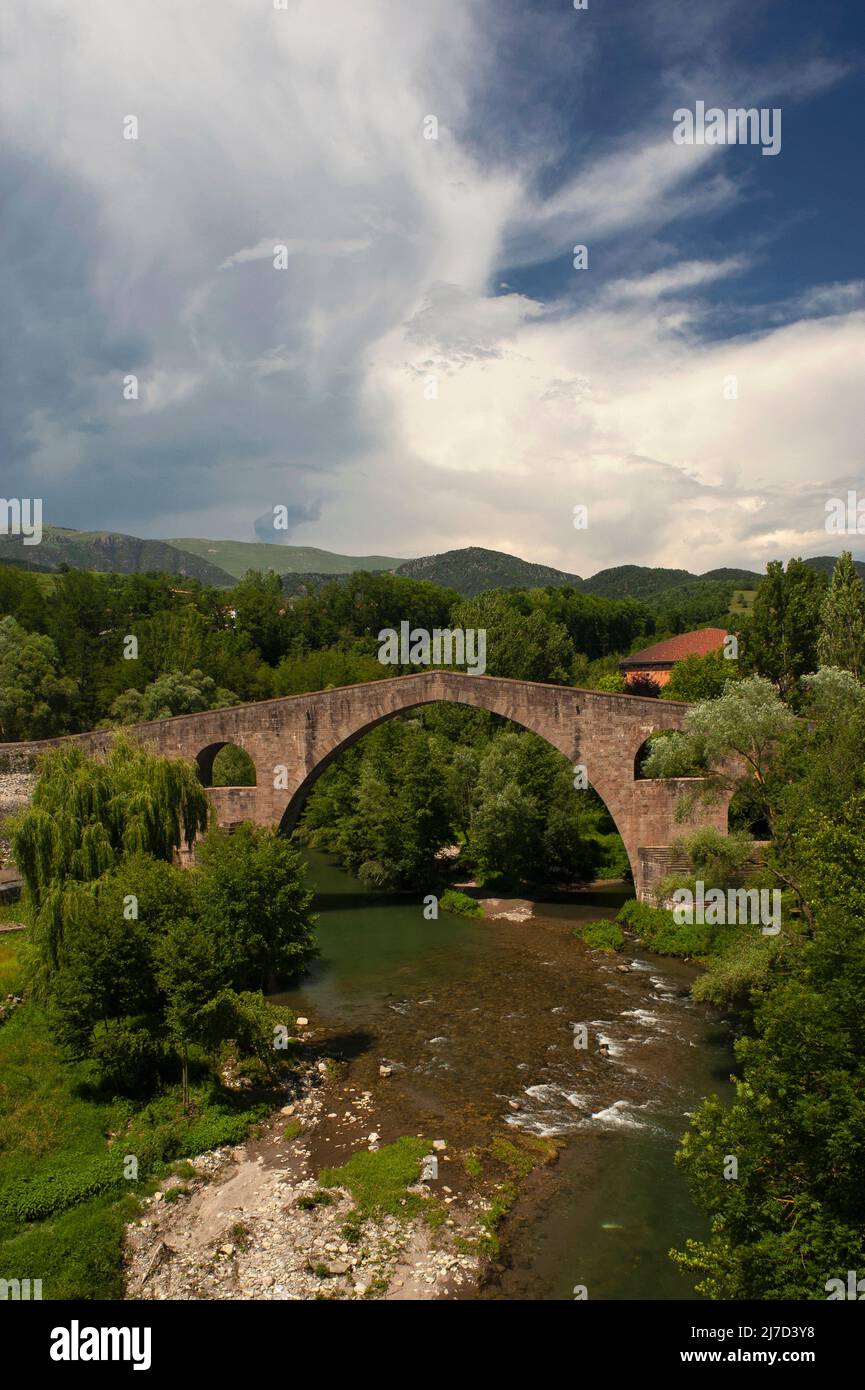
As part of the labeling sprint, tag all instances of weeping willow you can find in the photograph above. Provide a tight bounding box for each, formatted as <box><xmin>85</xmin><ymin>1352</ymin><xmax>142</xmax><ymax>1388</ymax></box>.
<box><xmin>10</xmin><ymin>735</ymin><xmax>209</xmax><ymax>980</ymax></box>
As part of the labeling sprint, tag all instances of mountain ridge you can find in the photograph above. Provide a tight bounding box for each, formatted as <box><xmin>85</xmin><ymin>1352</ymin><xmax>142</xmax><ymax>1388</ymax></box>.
<box><xmin>1</xmin><ymin>528</ymin><xmax>862</xmax><ymax>600</ymax></box>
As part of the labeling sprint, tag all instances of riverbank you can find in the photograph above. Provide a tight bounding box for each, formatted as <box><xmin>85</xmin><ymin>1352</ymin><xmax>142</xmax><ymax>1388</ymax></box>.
<box><xmin>124</xmin><ymin>1050</ymin><xmax>483</xmax><ymax>1299</ymax></box>
<box><xmin>143</xmin><ymin>852</ymin><xmax>729</xmax><ymax>1302</ymax></box>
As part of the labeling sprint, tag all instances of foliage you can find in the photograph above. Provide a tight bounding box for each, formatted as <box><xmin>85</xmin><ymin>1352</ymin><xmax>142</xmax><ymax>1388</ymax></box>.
<box><xmin>616</xmin><ymin>899</ymin><xmax>715</xmax><ymax>957</ymax></box>
<box><xmin>661</xmin><ymin>649</ymin><xmax>741</xmax><ymax>703</ymax></box>
<box><xmin>0</xmin><ymin>616</ymin><xmax>77</xmax><ymax>740</ymax></box>
<box><xmin>740</xmin><ymin>559</ymin><xmax>826</xmax><ymax>703</ymax></box>
<box><xmin>439</xmin><ymin>889</ymin><xmax>482</xmax><ymax>917</ymax></box>
<box><xmin>817</xmin><ymin>551</ymin><xmax>865</xmax><ymax>680</ymax></box>
<box><xmin>576</xmin><ymin>920</ymin><xmax>625</xmax><ymax>952</ymax></box>
<box><xmin>449</xmin><ymin>591</ymin><xmax>575</xmax><ymax>683</ymax></box>
<box><xmin>637</xmin><ymin>730</ymin><xmax>707</xmax><ymax>779</ymax></box>
<box><xmin>211</xmin><ymin>742</ymin><xmax>256</xmax><ymax>786</ymax></box>
<box><xmin>690</xmin><ymin>931</ymin><xmax>786</xmax><ymax>1012</ymax></box>
<box><xmin>195</xmin><ymin>824</ymin><xmax>317</xmax><ymax>989</ymax></box>
<box><xmin>10</xmin><ymin>737</ymin><xmax>209</xmax><ymax>979</ymax></box>
<box><xmin>108</xmin><ymin>669</ymin><xmax>237</xmax><ymax>724</ymax></box>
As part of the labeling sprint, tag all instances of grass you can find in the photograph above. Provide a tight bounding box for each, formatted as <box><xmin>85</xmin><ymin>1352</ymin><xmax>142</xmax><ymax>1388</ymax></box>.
<box><xmin>0</xmin><ymin>933</ymin><xmax>24</xmax><ymax>995</ymax></box>
<box><xmin>0</xmin><ymin>989</ymin><xmax>273</xmax><ymax>1297</ymax></box>
<box><xmin>282</xmin><ymin>1120</ymin><xmax>305</xmax><ymax>1140</ymax></box>
<box><xmin>296</xmin><ymin>1190</ymin><xmax>333</xmax><ymax>1211</ymax></box>
<box><xmin>319</xmin><ymin>1136</ymin><xmax>430</xmax><ymax>1218</ymax></box>
<box><xmin>0</xmin><ymin>1190</ymin><xmax>139</xmax><ymax>1300</ymax></box>
<box><xmin>463</xmin><ymin>1150</ymin><xmax>483</xmax><ymax>1180</ymax></box>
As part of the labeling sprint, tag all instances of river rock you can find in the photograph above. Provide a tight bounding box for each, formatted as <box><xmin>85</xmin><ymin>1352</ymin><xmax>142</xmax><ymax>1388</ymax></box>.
<box><xmin>432</xmin><ymin>1139</ymin><xmax>446</xmax><ymax>1151</ymax></box>
<box><xmin>379</xmin><ymin>1064</ymin><xmax>393</xmax><ymax>1078</ymax></box>
<box><xmin>296</xmin><ymin>1017</ymin><xmax>309</xmax><ymax>1027</ymax></box>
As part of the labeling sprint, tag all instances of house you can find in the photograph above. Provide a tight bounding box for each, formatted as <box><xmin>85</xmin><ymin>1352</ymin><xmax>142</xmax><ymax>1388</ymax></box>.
<box><xmin>618</xmin><ymin>627</ymin><xmax>728</xmax><ymax>690</ymax></box>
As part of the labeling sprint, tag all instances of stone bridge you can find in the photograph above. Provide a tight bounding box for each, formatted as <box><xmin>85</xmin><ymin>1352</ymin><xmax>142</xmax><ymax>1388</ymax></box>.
<box><xmin>0</xmin><ymin>671</ymin><xmax>730</xmax><ymax>900</ymax></box>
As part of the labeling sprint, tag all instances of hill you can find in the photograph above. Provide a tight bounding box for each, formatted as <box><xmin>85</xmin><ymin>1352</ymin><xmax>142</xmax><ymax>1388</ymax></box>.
<box><xmin>580</xmin><ymin>564</ymin><xmax>762</xmax><ymax>600</ymax></box>
<box><xmin>0</xmin><ymin>527</ymin><xmax>235</xmax><ymax>586</ymax></box>
<box><xmin>165</xmin><ymin>538</ymin><xmax>403</xmax><ymax>580</ymax></box>
<box><xmin>802</xmin><ymin>554</ymin><xmax>865</xmax><ymax>583</ymax></box>
<box><xmin>393</xmin><ymin>547</ymin><xmax>582</xmax><ymax>597</ymax></box>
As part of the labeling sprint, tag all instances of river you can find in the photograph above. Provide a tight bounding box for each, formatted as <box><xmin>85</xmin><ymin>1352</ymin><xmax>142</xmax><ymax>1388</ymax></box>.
<box><xmin>277</xmin><ymin>849</ymin><xmax>734</xmax><ymax>1301</ymax></box>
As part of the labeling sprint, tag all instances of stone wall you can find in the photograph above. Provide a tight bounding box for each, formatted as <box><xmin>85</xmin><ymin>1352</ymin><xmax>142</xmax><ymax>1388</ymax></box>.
<box><xmin>0</xmin><ymin>758</ymin><xmax>37</xmax><ymax>869</ymax></box>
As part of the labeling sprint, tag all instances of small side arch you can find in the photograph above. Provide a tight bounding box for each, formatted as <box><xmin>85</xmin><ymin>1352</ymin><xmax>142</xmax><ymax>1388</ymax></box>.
<box><xmin>633</xmin><ymin>730</ymin><xmax>705</xmax><ymax>780</ymax></box>
<box><xmin>196</xmin><ymin>741</ymin><xmax>257</xmax><ymax>788</ymax></box>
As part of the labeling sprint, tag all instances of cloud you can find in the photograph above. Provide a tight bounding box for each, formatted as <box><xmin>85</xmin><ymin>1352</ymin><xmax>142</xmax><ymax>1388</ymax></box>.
<box><xmin>0</xmin><ymin>0</ymin><xmax>861</xmax><ymax>576</ymax></box>
<box><xmin>220</xmin><ymin>237</ymin><xmax>372</xmax><ymax>270</ymax></box>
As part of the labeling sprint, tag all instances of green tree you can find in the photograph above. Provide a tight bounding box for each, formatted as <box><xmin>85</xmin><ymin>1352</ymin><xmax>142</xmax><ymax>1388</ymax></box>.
<box><xmin>108</xmin><ymin>669</ymin><xmax>237</xmax><ymax>724</ymax></box>
<box><xmin>211</xmin><ymin>743</ymin><xmax>256</xmax><ymax>786</ymax></box>
<box><xmin>672</xmin><ymin>794</ymin><xmax>865</xmax><ymax>1298</ymax></box>
<box><xmin>10</xmin><ymin>736</ymin><xmax>209</xmax><ymax>978</ymax></box>
<box><xmin>50</xmin><ymin>855</ymin><xmax>195</xmax><ymax>1092</ymax></box>
<box><xmin>231</xmin><ymin>570</ymin><xmax>288</xmax><ymax>665</ymax></box>
<box><xmin>661</xmin><ymin>649</ymin><xmax>740</xmax><ymax>702</ymax></box>
<box><xmin>195</xmin><ymin>824</ymin><xmax>317</xmax><ymax>989</ymax></box>
<box><xmin>817</xmin><ymin>551</ymin><xmax>865</xmax><ymax>680</ymax></box>
<box><xmin>642</xmin><ymin>676</ymin><xmax>796</xmax><ymax>815</ymax></box>
<box><xmin>0</xmin><ymin>616</ymin><xmax>78</xmax><ymax>739</ymax></box>
<box><xmin>741</xmin><ymin>559</ymin><xmax>826</xmax><ymax>702</ymax></box>
<box><xmin>449</xmin><ymin>591</ymin><xmax>575</xmax><ymax>683</ymax></box>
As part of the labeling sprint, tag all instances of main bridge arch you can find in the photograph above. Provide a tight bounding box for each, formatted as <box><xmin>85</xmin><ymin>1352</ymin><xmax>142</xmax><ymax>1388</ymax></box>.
<box><xmin>0</xmin><ymin>672</ymin><xmax>730</xmax><ymax>900</ymax></box>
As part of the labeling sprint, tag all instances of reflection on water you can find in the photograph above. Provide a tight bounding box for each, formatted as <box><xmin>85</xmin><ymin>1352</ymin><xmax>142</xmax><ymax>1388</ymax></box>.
<box><xmin>277</xmin><ymin>850</ymin><xmax>733</xmax><ymax>1301</ymax></box>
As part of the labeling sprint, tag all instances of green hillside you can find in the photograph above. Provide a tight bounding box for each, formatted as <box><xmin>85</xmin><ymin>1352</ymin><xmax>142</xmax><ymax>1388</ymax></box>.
<box><xmin>393</xmin><ymin>546</ymin><xmax>582</xmax><ymax>596</ymax></box>
<box><xmin>580</xmin><ymin>564</ymin><xmax>762</xmax><ymax>600</ymax></box>
<box><xmin>801</xmin><ymin>554</ymin><xmax>865</xmax><ymax>583</ymax></box>
<box><xmin>165</xmin><ymin>538</ymin><xmax>403</xmax><ymax>580</ymax></box>
<box><xmin>0</xmin><ymin>527</ymin><xmax>235</xmax><ymax>586</ymax></box>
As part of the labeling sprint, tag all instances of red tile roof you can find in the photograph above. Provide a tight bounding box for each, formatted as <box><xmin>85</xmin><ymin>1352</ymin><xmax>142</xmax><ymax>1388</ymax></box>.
<box><xmin>619</xmin><ymin>627</ymin><xmax>728</xmax><ymax>669</ymax></box>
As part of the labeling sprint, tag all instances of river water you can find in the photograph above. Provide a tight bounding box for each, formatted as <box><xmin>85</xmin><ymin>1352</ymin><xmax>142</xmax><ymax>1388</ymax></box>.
<box><xmin>279</xmin><ymin>850</ymin><xmax>733</xmax><ymax>1301</ymax></box>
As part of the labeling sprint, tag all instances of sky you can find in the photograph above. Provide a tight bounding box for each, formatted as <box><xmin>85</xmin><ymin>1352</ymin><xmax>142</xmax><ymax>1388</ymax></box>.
<box><xmin>2</xmin><ymin>0</ymin><xmax>864</xmax><ymax>577</ymax></box>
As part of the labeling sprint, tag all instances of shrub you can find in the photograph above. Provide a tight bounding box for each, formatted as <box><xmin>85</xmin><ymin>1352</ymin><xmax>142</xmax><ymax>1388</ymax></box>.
<box><xmin>439</xmin><ymin>889</ymin><xmax>482</xmax><ymax>918</ymax></box>
<box><xmin>616</xmin><ymin>899</ymin><xmax>714</xmax><ymax>956</ymax></box>
<box><xmin>575</xmin><ymin>920</ymin><xmax>625</xmax><ymax>953</ymax></box>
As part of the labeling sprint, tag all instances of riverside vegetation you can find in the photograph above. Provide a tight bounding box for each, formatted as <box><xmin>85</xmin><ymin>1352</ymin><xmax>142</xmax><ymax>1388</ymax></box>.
<box><xmin>0</xmin><ymin>550</ymin><xmax>864</xmax><ymax>1298</ymax></box>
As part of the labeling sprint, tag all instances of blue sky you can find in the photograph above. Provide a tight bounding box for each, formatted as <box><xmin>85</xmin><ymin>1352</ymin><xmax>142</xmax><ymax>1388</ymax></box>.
<box><xmin>2</xmin><ymin>0</ymin><xmax>863</xmax><ymax>575</ymax></box>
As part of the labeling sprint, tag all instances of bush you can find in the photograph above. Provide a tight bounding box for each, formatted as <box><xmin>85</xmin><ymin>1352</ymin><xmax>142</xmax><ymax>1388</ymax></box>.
<box><xmin>616</xmin><ymin>898</ymin><xmax>714</xmax><ymax>957</ymax></box>
<box><xmin>439</xmin><ymin>889</ymin><xmax>482</xmax><ymax>918</ymax></box>
<box><xmin>576</xmin><ymin>921</ymin><xmax>625</xmax><ymax>953</ymax></box>
<box><xmin>691</xmin><ymin>931</ymin><xmax>786</xmax><ymax>1012</ymax></box>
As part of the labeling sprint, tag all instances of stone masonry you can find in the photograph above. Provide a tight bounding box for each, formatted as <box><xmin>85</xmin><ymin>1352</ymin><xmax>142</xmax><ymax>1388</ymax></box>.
<box><xmin>0</xmin><ymin>672</ymin><xmax>730</xmax><ymax>900</ymax></box>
